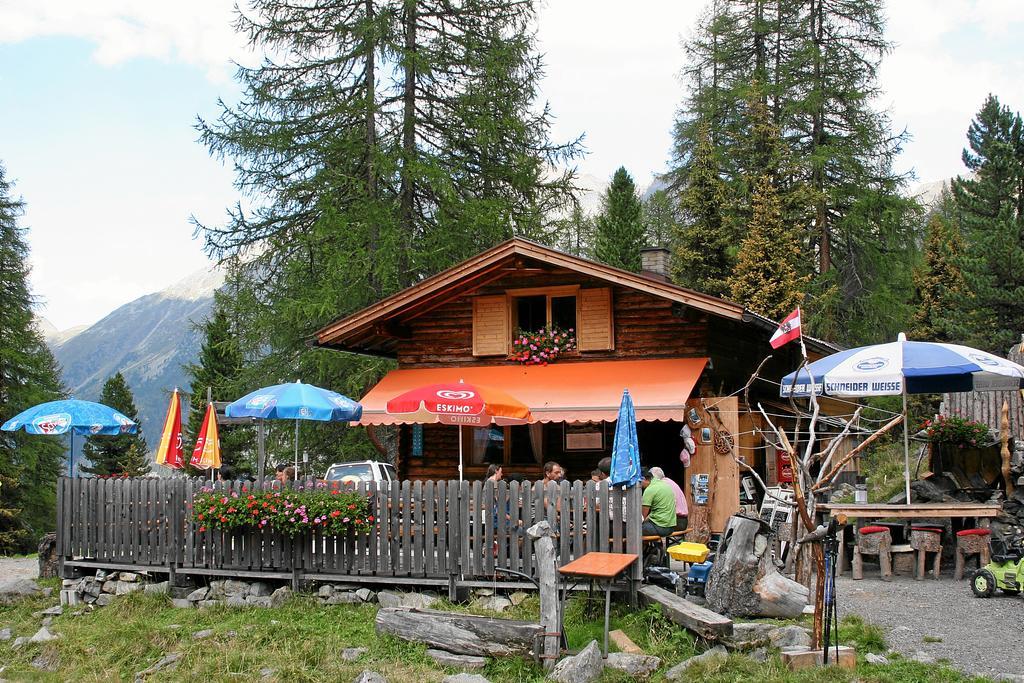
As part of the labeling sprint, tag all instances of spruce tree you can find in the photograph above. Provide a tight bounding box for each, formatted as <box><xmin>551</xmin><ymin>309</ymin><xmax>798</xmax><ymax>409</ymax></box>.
<box><xmin>185</xmin><ymin>299</ymin><xmax>253</xmax><ymax>474</ymax></box>
<box><xmin>593</xmin><ymin>167</ymin><xmax>645</xmax><ymax>272</ymax></box>
<box><xmin>555</xmin><ymin>204</ymin><xmax>595</xmax><ymax>258</ymax></box>
<box><xmin>951</xmin><ymin>95</ymin><xmax>1024</xmax><ymax>353</ymax></box>
<box><xmin>728</xmin><ymin>175</ymin><xmax>809</xmax><ymax>318</ymax></box>
<box><xmin>81</xmin><ymin>373</ymin><xmax>149</xmax><ymax>476</ymax></box>
<box><xmin>673</xmin><ymin>124</ymin><xmax>732</xmax><ymax>296</ymax></box>
<box><xmin>0</xmin><ymin>163</ymin><xmax>65</xmax><ymax>553</ymax></box>
<box><xmin>672</xmin><ymin>0</ymin><xmax>919</xmax><ymax>344</ymax></box>
<box><xmin>910</xmin><ymin>211</ymin><xmax>969</xmax><ymax>343</ymax></box>
<box><xmin>642</xmin><ymin>189</ymin><xmax>678</xmax><ymax>249</ymax></box>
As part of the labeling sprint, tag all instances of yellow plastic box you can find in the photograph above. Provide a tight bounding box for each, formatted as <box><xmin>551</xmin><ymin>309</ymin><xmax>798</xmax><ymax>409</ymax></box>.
<box><xmin>667</xmin><ymin>541</ymin><xmax>709</xmax><ymax>563</ymax></box>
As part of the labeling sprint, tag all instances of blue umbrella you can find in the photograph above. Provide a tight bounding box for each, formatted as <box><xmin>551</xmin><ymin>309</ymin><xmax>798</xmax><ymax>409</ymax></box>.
<box><xmin>2</xmin><ymin>399</ymin><xmax>138</xmax><ymax>477</ymax></box>
<box><xmin>225</xmin><ymin>381</ymin><xmax>362</xmax><ymax>478</ymax></box>
<box><xmin>610</xmin><ymin>389</ymin><xmax>641</xmax><ymax>488</ymax></box>
<box><xmin>779</xmin><ymin>333</ymin><xmax>1024</xmax><ymax>504</ymax></box>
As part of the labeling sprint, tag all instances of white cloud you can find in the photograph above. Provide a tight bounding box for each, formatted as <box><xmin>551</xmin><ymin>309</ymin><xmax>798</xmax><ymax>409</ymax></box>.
<box><xmin>0</xmin><ymin>0</ymin><xmax>247</xmax><ymax>81</ymax></box>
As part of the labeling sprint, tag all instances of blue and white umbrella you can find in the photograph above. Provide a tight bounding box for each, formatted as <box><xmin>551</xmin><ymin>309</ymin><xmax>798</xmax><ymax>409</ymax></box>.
<box><xmin>610</xmin><ymin>389</ymin><xmax>642</xmax><ymax>488</ymax></box>
<box><xmin>779</xmin><ymin>333</ymin><xmax>1024</xmax><ymax>503</ymax></box>
<box><xmin>225</xmin><ymin>381</ymin><xmax>362</xmax><ymax>478</ymax></box>
<box><xmin>780</xmin><ymin>335</ymin><xmax>1024</xmax><ymax>398</ymax></box>
<box><xmin>2</xmin><ymin>399</ymin><xmax>138</xmax><ymax>477</ymax></box>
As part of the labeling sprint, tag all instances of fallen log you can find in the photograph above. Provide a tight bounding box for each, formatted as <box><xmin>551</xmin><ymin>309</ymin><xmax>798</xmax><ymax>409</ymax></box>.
<box><xmin>375</xmin><ymin>607</ymin><xmax>543</xmax><ymax>657</ymax></box>
<box><xmin>705</xmin><ymin>514</ymin><xmax>809</xmax><ymax>619</ymax></box>
<box><xmin>638</xmin><ymin>584</ymin><xmax>733</xmax><ymax>640</ymax></box>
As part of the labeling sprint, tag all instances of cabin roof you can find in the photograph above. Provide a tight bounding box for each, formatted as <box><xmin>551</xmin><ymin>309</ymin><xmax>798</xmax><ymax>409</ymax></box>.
<box><xmin>314</xmin><ymin>237</ymin><xmax>839</xmax><ymax>358</ymax></box>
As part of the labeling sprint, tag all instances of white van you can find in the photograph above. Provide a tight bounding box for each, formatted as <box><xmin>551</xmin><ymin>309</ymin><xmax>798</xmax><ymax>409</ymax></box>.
<box><xmin>323</xmin><ymin>460</ymin><xmax>398</xmax><ymax>485</ymax></box>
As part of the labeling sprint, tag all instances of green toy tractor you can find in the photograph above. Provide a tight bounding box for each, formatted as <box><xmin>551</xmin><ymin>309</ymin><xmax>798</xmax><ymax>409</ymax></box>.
<box><xmin>971</xmin><ymin>537</ymin><xmax>1024</xmax><ymax>598</ymax></box>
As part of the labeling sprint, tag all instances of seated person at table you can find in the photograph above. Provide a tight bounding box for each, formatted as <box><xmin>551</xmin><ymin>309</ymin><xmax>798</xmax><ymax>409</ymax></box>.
<box><xmin>640</xmin><ymin>468</ymin><xmax>676</xmax><ymax>537</ymax></box>
<box><xmin>543</xmin><ymin>461</ymin><xmax>564</xmax><ymax>483</ymax></box>
<box><xmin>590</xmin><ymin>469</ymin><xmax>604</xmax><ymax>484</ymax></box>
<box><xmin>649</xmin><ymin>466</ymin><xmax>688</xmax><ymax>532</ymax></box>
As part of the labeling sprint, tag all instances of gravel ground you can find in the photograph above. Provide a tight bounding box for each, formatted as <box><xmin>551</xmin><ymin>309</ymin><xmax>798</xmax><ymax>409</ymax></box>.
<box><xmin>837</xmin><ymin>574</ymin><xmax>1024</xmax><ymax>678</ymax></box>
<box><xmin>0</xmin><ymin>556</ymin><xmax>38</xmax><ymax>582</ymax></box>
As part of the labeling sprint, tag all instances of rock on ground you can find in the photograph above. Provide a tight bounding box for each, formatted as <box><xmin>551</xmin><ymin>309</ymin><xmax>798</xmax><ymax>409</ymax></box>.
<box><xmin>376</xmin><ymin>590</ymin><xmax>437</xmax><ymax>610</ymax></box>
<box><xmin>725</xmin><ymin>622</ymin><xmax>774</xmax><ymax>649</ymax></box>
<box><xmin>605</xmin><ymin>652</ymin><xmax>661</xmax><ymax>677</ymax></box>
<box><xmin>170</xmin><ymin>599</ymin><xmax>193</xmax><ymax>609</ymax></box>
<box><xmin>353</xmin><ymin>671</ymin><xmax>387</xmax><ymax>683</ymax></box>
<box><xmin>134</xmin><ymin>652</ymin><xmax>181</xmax><ymax>681</ymax></box>
<box><xmin>270</xmin><ymin>587</ymin><xmax>292</xmax><ymax>608</ymax></box>
<box><xmin>30</xmin><ymin>626</ymin><xmax>58</xmax><ymax>643</ymax></box>
<box><xmin>186</xmin><ymin>587</ymin><xmax>209</xmax><ymax>602</ymax></box>
<box><xmin>426</xmin><ymin>648</ymin><xmax>487</xmax><ymax>670</ymax></box>
<box><xmin>0</xmin><ymin>627</ymin><xmax>11</xmax><ymax>641</ymax></box>
<box><xmin>342</xmin><ymin>647</ymin><xmax>368</xmax><ymax>662</ymax></box>
<box><xmin>441</xmin><ymin>675</ymin><xmax>492</xmax><ymax>683</ymax></box>
<box><xmin>549</xmin><ymin>640</ymin><xmax>604</xmax><ymax>683</ymax></box>
<box><xmin>665</xmin><ymin>645</ymin><xmax>728</xmax><ymax>680</ymax></box>
<box><xmin>192</xmin><ymin>629</ymin><xmax>214</xmax><ymax>640</ymax></box>
<box><xmin>0</xmin><ymin>577</ymin><xmax>40</xmax><ymax>603</ymax></box>
<box><xmin>475</xmin><ymin>596</ymin><xmax>511</xmax><ymax>613</ymax></box>
<box><xmin>865</xmin><ymin>653</ymin><xmax>890</xmax><ymax>665</ymax></box>
<box><xmin>767</xmin><ymin>625</ymin><xmax>811</xmax><ymax>649</ymax></box>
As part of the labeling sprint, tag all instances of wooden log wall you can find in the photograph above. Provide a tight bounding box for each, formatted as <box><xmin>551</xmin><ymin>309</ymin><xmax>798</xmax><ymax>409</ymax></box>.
<box><xmin>396</xmin><ymin>281</ymin><xmax>709</xmax><ymax>368</ymax></box>
<box><xmin>56</xmin><ymin>477</ymin><xmax>643</xmax><ymax>588</ymax></box>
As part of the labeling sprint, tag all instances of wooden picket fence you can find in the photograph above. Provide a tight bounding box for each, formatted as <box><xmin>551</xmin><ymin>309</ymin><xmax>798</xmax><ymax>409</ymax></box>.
<box><xmin>56</xmin><ymin>477</ymin><xmax>643</xmax><ymax>593</ymax></box>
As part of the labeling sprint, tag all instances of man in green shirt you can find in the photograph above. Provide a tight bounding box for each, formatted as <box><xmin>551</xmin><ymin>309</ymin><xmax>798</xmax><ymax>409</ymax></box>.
<box><xmin>640</xmin><ymin>468</ymin><xmax>676</xmax><ymax>537</ymax></box>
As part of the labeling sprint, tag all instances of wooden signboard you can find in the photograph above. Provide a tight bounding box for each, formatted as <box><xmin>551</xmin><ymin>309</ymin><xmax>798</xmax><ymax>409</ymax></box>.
<box><xmin>683</xmin><ymin>396</ymin><xmax>741</xmax><ymax>535</ymax></box>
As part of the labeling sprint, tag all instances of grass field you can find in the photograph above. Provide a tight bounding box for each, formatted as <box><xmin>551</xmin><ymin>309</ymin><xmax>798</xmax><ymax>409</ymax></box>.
<box><xmin>0</xmin><ymin>578</ymin><xmax>991</xmax><ymax>682</ymax></box>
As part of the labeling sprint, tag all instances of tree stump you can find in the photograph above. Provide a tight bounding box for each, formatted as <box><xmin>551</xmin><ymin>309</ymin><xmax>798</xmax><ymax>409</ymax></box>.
<box><xmin>705</xmin><ymin>515</ymin><xmax>809</xmax><ymax>619</ymax></box>
<box><xmin>37</xmin><ymin>532</ymin><xmax>58</xmax><ymax>579</ymax></box>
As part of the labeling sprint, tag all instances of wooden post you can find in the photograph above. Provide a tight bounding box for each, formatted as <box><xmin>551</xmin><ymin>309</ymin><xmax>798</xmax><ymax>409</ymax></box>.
<box><xmin>1001</xmin><ymin>400</ymin><xmax>1014</xmax><ymax>497</ymax></box>
<box><xmin>256</xmin><ymin>420</ymin><xmax>266</xmax><ymax>483</ymax></box>
<box><xmin>527</xmin><ymin>520</ymin><xmax>560</xmax><ymax>670</ymax></box>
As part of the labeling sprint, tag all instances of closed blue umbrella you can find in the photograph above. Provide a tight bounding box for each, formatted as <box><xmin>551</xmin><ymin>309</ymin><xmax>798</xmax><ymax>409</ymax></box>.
<box><xmin>225</xmin><ymin>381</ymin><xmax>362</xmax><ymax>478</ymax></box>
<box><xmin>610</xmin><ymin>389</ymin><xmax>641</xmax><ymax>488</ymax></box>
<box><xmin>2</xmin><ymin>399</ymin><xmax>138</xmax><ymax>477</ymax></box>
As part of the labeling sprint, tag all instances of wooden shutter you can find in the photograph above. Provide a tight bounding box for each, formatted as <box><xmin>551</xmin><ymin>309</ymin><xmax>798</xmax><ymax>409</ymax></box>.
<box><xmin>472</xmin><ymin>295</ymin><xmax>509</xmax><ymax>356</ymax></box>
<box><xmin>577</xmin><ymin>287</ymin><xmax>614</xmax><ymax>351</ymax></box>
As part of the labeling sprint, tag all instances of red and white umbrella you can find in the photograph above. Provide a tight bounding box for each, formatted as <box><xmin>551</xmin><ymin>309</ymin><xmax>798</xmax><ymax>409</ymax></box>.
<box><xmin>386</xmin><ymin>380</ymin><xmax>531</xmax><ymax>480</ymax></box>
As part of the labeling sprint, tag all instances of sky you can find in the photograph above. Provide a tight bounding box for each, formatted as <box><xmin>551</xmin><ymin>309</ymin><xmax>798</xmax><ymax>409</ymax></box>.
<box><xmin>1</xmin><ymin>0</ymin><xmax>1023</xmax><ymax>331</ymax></box>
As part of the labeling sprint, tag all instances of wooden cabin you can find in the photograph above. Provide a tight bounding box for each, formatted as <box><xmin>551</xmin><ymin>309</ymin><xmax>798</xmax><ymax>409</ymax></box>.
<box><xmin>315</xmin><ymin>239</ymin><xmax>843</xmax><ymax>533</ymax></box>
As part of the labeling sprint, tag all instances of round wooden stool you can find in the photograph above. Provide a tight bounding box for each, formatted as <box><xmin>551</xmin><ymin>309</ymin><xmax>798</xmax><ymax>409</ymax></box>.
<box><xmin>853</xmin><ymin>526</ymin><xmax>892</xmax><ymax>581</ymax></box>
<box><xmin>910</xmin><ymin>526</ymin><xmax>943</xmax><ymax>580</ymax></box>
<box><xmin>954</xmin><ymin>529</ymin><xmax>991</xmax><ymax>580</ymax></box>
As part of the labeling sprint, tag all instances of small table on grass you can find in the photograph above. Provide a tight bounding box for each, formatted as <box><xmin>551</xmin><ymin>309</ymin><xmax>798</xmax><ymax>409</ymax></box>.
<box><xmin>558</xmin><ymin>551</ymin><xmax>638</xmax><ymax>657</ymax></box>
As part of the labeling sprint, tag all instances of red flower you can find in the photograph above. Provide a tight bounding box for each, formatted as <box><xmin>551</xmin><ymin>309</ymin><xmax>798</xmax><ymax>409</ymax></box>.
<box><xmin>347</xmin><ymin>504</ymin><xmax>356</xmax><ymax>510</ymax></box>
<box><xmin>330</xmin><ymin>510</ymin><xmax>341</xmax><ymax>518</ymax></box>
<box><xmin>219</xmin><ymin>516</ymin><xmax>227</xmax><ymax>523</ymax></box>
<box><xmin>227</xmin><ymin>507</ymin><xmax>236</xmax><ymax>513</ymax></box>
<box><xmin>198</xmin><ymin>513</ymin><xmax>205</xmax><ymax>521</ymax></box>
<box><xmin>199</xmin><ymin>526</ymin><xmax>206</xmax><ymax>532</ymax></box>
<box><xmin>367</xmin><ymin>515</ymin><xmax>374</xmax><ymax>522</ymax></box>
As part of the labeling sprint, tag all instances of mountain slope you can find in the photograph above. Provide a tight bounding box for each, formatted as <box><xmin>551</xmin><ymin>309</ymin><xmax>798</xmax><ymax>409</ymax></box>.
<box><xmin>48</xmin><ymin>265</ymin><xmax>223</xmax><ymax>450</ymax></box>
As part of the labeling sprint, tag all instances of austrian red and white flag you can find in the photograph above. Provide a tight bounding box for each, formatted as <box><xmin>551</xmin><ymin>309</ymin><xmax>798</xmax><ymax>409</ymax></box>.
<box><xmin>770</xmin><ymin>308</ymin><xmax>802</xmax><ymax>349</ymax></box>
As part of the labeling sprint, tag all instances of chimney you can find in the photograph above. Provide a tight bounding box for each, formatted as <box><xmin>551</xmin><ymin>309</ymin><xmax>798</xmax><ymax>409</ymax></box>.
<box><xmin>640</xmin><ymin>246</ymin><xmax>671</xmax><ymax>281</ymax></box>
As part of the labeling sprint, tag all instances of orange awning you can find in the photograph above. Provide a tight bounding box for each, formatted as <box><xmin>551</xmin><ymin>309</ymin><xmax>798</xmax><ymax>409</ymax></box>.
<box><xmin>356</xmin><ymin>358</ymin><xmax>708</xmax><ymax>425</ymax></box>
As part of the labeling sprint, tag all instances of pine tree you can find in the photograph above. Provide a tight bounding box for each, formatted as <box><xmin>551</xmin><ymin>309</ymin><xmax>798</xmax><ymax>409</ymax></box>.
<box><xmin>185</xmin><ymin>299</ymin><xmax>253</xmax><ymax>474</ymax></box>
<box><xmin>593</xmin><ymin>167</ymin><xmax>645</xmax><ymax>272</ymax></box>
<box><xmin>81</xmin><ymin>373</ymin><xmax>149</xmax><ymax>476</ymax></box>
<box><xmin>0</xmin><ymin>163</ymin><xmax>65</xmax><ymax>553</ymax></box>
<box><xmin>673</xmin><ymin>124</ymin><xmax>732</xmax><ymax>296</ymax></box>
<box><xmin>910</xmin><ymin>211</ymin><xmax>969</xmax><ymax>343</ymax></box>
<box><xmin>196</xmin><ymin>0</ymin><xmax>581</xmax><ymax>471</ymax></box>
<box><xmin>951</xmin><ymin>95</ymin><xmax>1024</xmax><ymax>353</ymax></box>
<box><xmin>728</xmin><ymin>175</ymin><xmax>809</xmax><ymax>318</ymax></box>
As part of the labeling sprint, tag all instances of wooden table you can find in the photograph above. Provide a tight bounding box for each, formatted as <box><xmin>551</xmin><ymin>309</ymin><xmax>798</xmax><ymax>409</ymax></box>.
<box><xmin>558</xmin><ymin>552</ymin><xmax>638</xmax><ymax>656</ymax></box>
<box><xmin>818</xmin><ymin>503</ymin><xmax>1002</xmax><ymax>576</ymax></box>
<box><xmin>819</xmin><ymin>502</ymin><xmax>1002</xmax><ymax>521</ymax></box>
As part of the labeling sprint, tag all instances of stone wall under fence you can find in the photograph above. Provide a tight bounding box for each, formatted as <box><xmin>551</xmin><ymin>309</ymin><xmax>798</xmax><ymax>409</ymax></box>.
<box><xmin>56</xmin><ymin>477</ymin><xmax>643</xmax><ymax>596</ymax></box>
